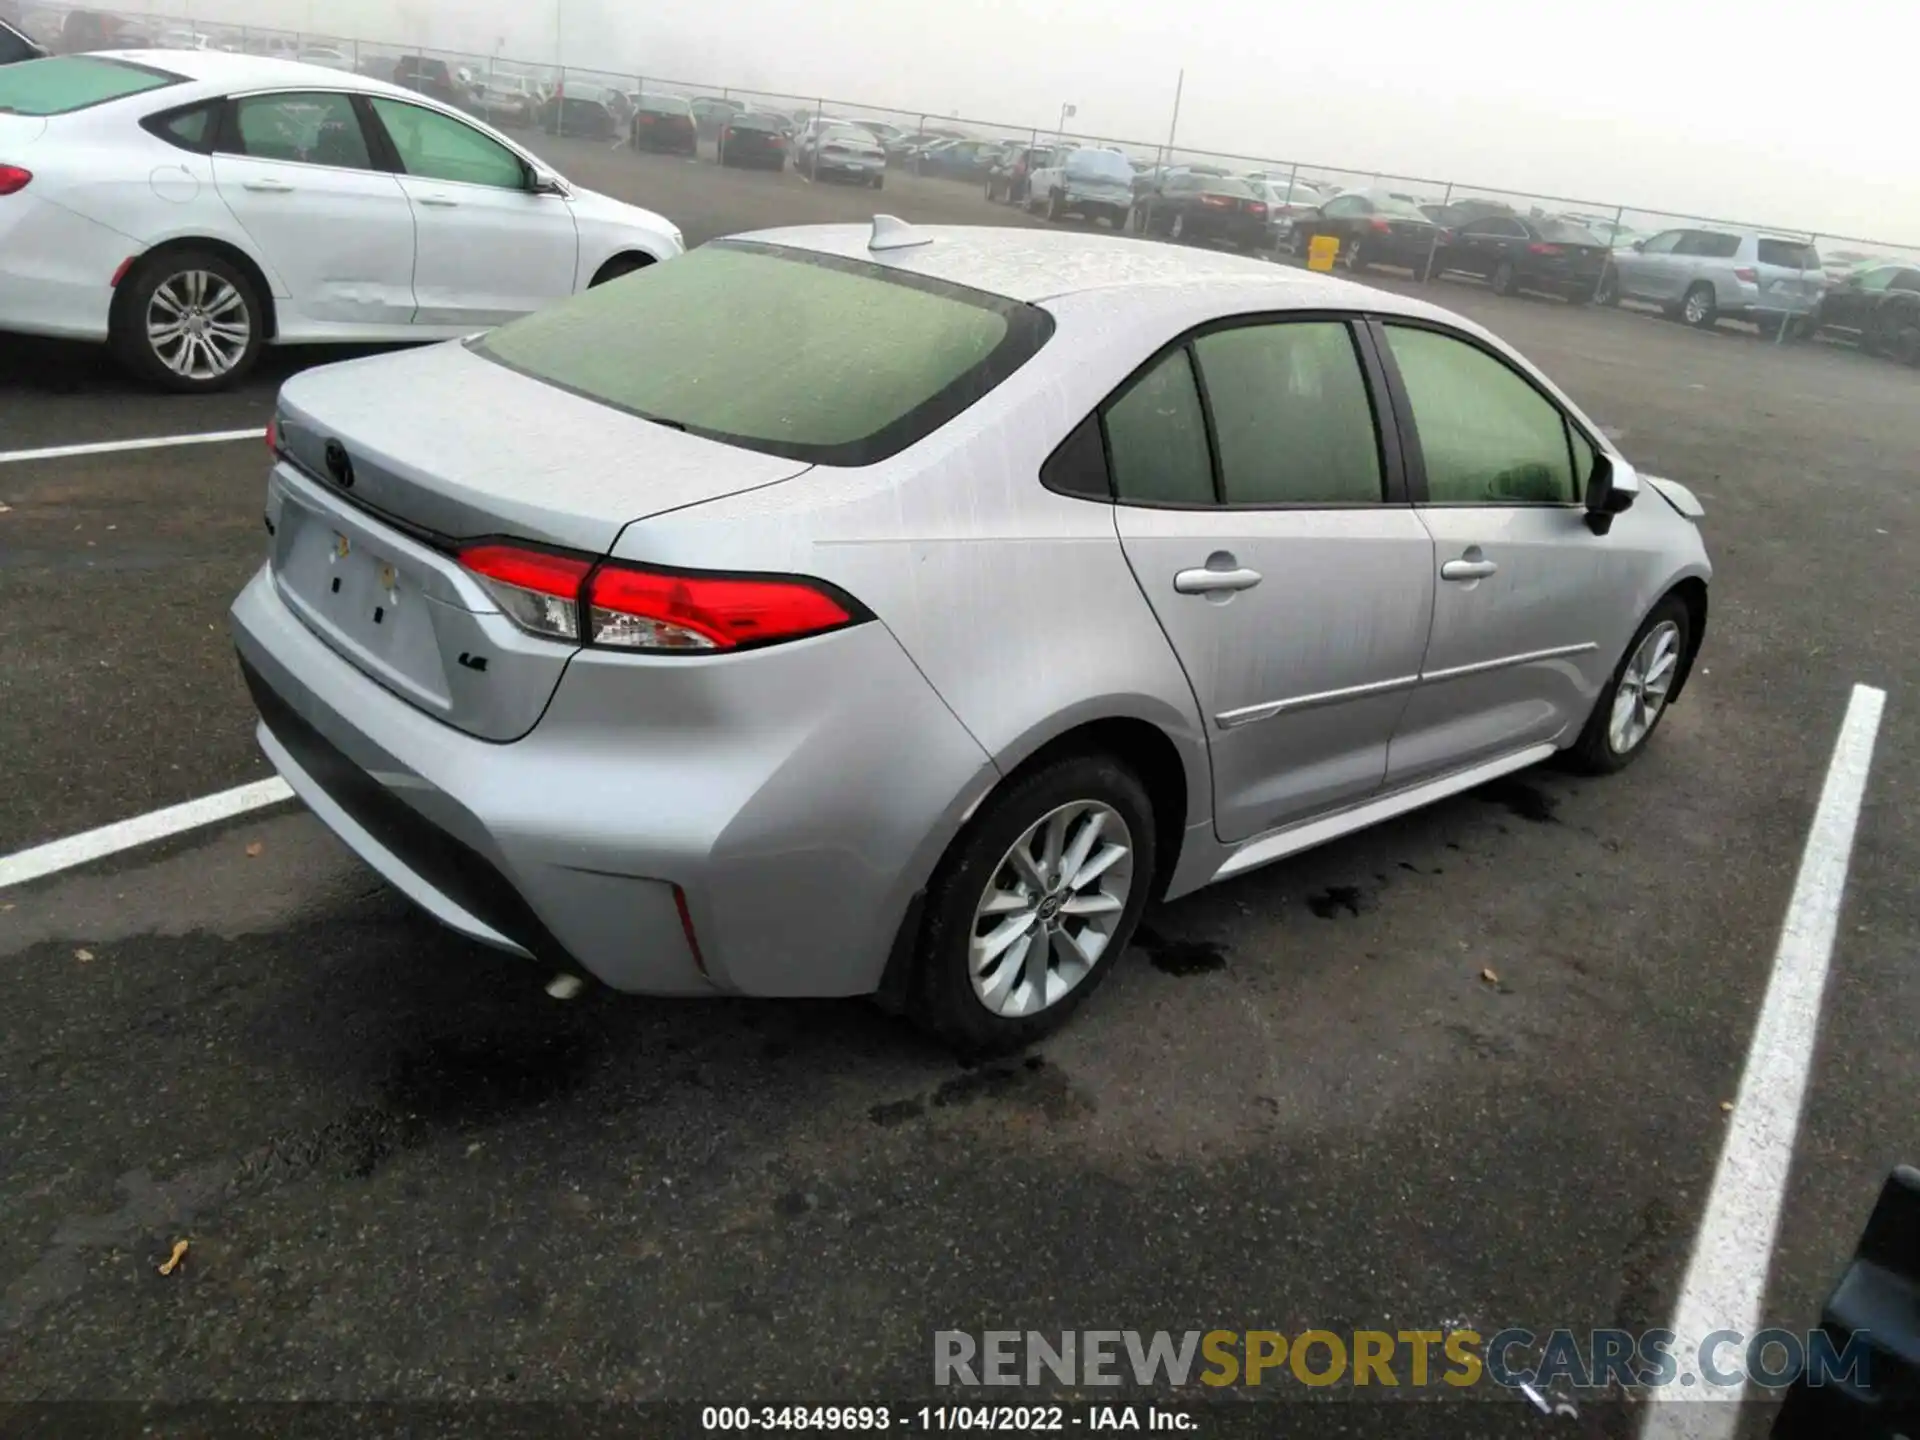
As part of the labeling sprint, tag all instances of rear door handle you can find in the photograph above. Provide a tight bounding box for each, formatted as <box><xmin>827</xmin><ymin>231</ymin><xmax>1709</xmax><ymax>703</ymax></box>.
<box><xmin>242</xmin><ymin>178</ymin><xmax>294</xmax><ymax>193</ymax></box>
<box><xmin>416</xmin><ymin>193</ymin><xmax>460</xmax><ymax>207</ymax></box>
<box><xmin>1441</xmin><ymin>559</ymin><xmax>1499</xmax><ymax>581</ymax></box>
<box><xmin>1174</xmin><ymin>566</ymin><xmax>1263</xmax><ymax>595</ymax></box>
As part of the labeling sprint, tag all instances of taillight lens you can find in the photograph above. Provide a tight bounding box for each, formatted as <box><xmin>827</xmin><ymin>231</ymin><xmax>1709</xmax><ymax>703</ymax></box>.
<box><xmin>1201</xmin><ymin>195</ymin><xmax>1230</xmax><ymax>208</ymax></box>
<box><xmin>1528</xmin><ymin>243</ymin><xmax>1563</xmax><ymax>256</ymax></box>
<box><xmin>461</xmin><ymin>544</ymin><xmax>593</xmax><ymax>641</ymax></box>
<box><xmin>0</xmin><ymin>165</ymin><xmax>32</xmax><ymax>196</ymax></box>
<box><xmin>458</xmin><ymin>544</ymin><xmax>859</xmax><ymax>653</ymax></box>
<box><xmin>588</xmin><ymin>565</ymin><xmax>854</xmax><ymax>652</ymax></box>
<box><xmin>1246</xmin><ymin>201</ymin><xmax>1267</xmax><ymax>214</ymax></box>
<box><xmin>1369</xmin><ymin>217</ymin><xmax>1393</xmax><ymax>232</ymax></box>
<box><xmin>1734</xmin><ymin>266</ymin><xmax>1758</xmax><ymax>283</ymax></box>
<box><xmin>265</xmin><ymin>418</ymin><xmax>279</xmax><ymax>456</ymax></box>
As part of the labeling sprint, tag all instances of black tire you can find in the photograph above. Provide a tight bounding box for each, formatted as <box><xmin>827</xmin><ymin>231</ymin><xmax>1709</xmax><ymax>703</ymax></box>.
<box><xmin>1169</xmin><ymin>211</ymin><xmax>1185</xmax><ymax>242</ymax></box>
<box><xmin>589</xmin><ymin>253</ymin><xmax>653</xmax><ymax>287</ymax></box>
<box><xmin>1681</xmin><ymin>281</ymin><xmax>1718</xmax><ymax>329</ymax></box>
<box><xmin>905</xmin><ymin>752</ymin><xmax>1157</xmax><ymax>1056</ymax></box>
<box><xmin>1046</xmin><ymin>190</ymin><xmax>1063</xmax><ymax>223</ymax></box>
<box><xmin>1490</xmin><ymin>257</ymin><xmax>1518</xmax><ymax>297</ymax></box>
<box><xmin>1564</xmin><ymin>595</ymin><xmax>1693</xmax><ymax>776</ymax></box>
<box><xmin>110</xmin><ymin>248</ymin><xmax>265</xmax><ymax>394</ymax></box>
<box><xmin>871</xmin><ymin>174</ymin><xmax>884</xmax><ymax>191</ymax></box>
<box><xmin>1595</xmin><ymin>267</ymin><xmax>1620</xmax><ymax>307</ymax></box>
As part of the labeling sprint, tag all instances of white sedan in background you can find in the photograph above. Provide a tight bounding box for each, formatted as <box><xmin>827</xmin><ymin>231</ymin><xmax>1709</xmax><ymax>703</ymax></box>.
<box><xmin>0</xmin><ymin>51</ymin><xmax>684</xmax><ymax>390</ymax></box>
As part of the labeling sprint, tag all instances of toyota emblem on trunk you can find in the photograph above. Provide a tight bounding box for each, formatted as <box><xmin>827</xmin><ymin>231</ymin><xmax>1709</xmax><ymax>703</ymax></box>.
<box><xmin>323</xmin><ymin>439</ymin><xmax>355</xmax><ymax>489</ymax></box>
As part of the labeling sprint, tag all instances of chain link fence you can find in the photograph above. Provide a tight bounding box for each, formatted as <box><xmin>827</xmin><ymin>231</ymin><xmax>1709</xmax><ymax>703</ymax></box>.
<box><xmin>15</xmin><ymin>1</ymin><xmax>1920</xmax><ymax>279</ymax></box>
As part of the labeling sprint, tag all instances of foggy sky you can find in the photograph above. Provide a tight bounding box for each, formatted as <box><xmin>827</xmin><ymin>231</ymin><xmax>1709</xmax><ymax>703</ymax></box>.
<box><xmin>145</xmin><ymin>0</ymin><xmax>1915</xmax><ymax>245</ymax></box>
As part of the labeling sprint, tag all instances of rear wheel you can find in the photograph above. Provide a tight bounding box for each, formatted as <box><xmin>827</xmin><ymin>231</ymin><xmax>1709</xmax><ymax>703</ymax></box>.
<box><xmin>1169</xmin><ymin>211</ymin><xmax>1185</xmax><ymax>241</ymax></box>
<box><xmin>1490</xmin><ymin>257</ymin><xmax>1518</xmax><ymax>296</ymax></box>
<box><xmin>871</xmin><ymin>173</ymin><xmax>884</xmax><ymax>190</ymax></box>
<box><xmin>1681</xmin><ymin>282</ymin><xmax>1718</xmax><ymax>328</ymax></box>
<box><xmin>1565</xmin><ymin>596</ymin><xmax>1691</xmax><ymax>775</ymax></box>
<box><xmin>111</xmin><ymin>249</ymin><xmax>264</xmax><ymax>393</ymax></box>
<box><xmin>1046</xmin><ymin>190</ymin><xmax>1063</xmax><ymax>223</ymax></box>
<box><xmin>905</xmin><ymin>752</ymin><xmax>1156</xmax><ymax>1055</ymax></box>
<box><xmin>1595</xmin><ymin>266</ymin><xmax>1620</xmax><ymax>306</ymax></box>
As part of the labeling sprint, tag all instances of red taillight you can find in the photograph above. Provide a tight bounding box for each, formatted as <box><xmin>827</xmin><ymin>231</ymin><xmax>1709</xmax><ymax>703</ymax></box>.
<box><xmin>637</xmin><ymin>113</ymin><xmax>655</xmax><ymax>124</ymax></box>
<box><xmin>0</xmin><ymin>165</ymin><xmax>32</xmax><ymax>196</ymax></box>
<box><xmin>1528</xmin><ymin>243</ymin><xmax>1563</xmax><ymax>256</ymax></box>
<box><xmin>1734</xmin><ymin>266</ymin><xmax>1757</xmax><ymax>283</ymax></box>
<box><xmin>460</xmin><ymin>544</ymin><xmax>593</xmax><ymax>641</ymax></box>
<box><xmin>1369</xmin><ymin>217</ymin><xmax>1393</xmax><ymax>232</ymax></box>
<box><xmin>265</xmin><ymin>418</ymin><xmax>279</xmax><ymax>456</ymax></box>
<box><xmin>457</xmin><ymin>544</ymin><xmax>859</xmax><ymax>653</ymax></box>
<box><xmin>586</xmin><ymin>564</ymin><xmax>855</xmax><ymax>652</ymax></box>
<box><xmin>1246</xmin><ymin>201</ymin><xmax>1267</xmax><ymax>214</ymax></box>
<box><xmin>110</xmin><ymin>256</ymin><xmax>135</xmax><ymax>287</ymax></box>
<box><xmin>1201</xmin><ymin>194</ymin><xmax>1231</xmax><ymax>208</ymax></box>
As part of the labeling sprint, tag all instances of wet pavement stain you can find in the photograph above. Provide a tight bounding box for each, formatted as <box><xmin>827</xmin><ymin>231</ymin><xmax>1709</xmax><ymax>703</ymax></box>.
<box><xmin>1306</xmin><ymin>886</ymin><xmax>1368</xmax><ymax>920</ymax></box>
<box><xmin>1476</xmin><ymin>778</ymin><xmax>1561</xmax><ymax>824</ymax></box>
<box><xmin>1132</xmin><ymin>925</ymin><xmax>1229</xmax><ymax>976</ymax></box>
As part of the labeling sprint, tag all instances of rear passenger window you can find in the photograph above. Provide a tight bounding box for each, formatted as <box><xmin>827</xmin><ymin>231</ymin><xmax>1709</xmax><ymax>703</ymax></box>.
<box><xmin>1103</xmin><ymin>348</ymin><xmax>1215</xmax><ymax>506</ymax></box>
<box><xmin>1192</xmin><ymin>322</ymin><xmax>1382</xmax><ymax>505</ymax></box>
<box><xmin>1756</xmin><ymin>239</ymin><xmax>1820</xmax><ymax>270</ymax></box>
<box><xmin>1679</xmin><ymin>232</ymin><xmax>1741</xmax><ymax>258</ymax></box>
<box><xmin>1384</xmin><ymin>325</ymin><xmax>1577</xmax><ymax>505</ymax></box>
<box><xmin>231</xmin><ymin>92</ymin><xmax>372</xmax><ymax>169</ymax></box>
<box><xmin>143</xmin><ymin>102</ymin><xmax>217</xmax><ymax>153</ymax></box>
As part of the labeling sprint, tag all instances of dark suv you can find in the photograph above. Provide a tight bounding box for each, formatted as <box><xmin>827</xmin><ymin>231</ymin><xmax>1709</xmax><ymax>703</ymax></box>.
<box><xmin>393</xmin><ymin>55</ymin><xmax>463</xmax><ymax>108</ymax></box>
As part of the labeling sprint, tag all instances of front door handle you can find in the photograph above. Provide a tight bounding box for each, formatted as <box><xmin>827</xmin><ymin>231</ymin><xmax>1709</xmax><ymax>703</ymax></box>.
<box><xmin>1174</xmin><ymin>566</ymin><xmax>1263</xmax><ymax>595</ymax></box>
<box><xmin>1441</xmin><ymin>558</ymin><xmax>1499</xmax><ymax>581</ymax></box>
<box><xmin>416</xmin><ymin>193</ymin><xmax>460</xmax><ymax>207</ymax></box>
<box><xmin>242</xmin><ymin>178</ymin><xmax>294</xmax><ymax>193</ymax></box>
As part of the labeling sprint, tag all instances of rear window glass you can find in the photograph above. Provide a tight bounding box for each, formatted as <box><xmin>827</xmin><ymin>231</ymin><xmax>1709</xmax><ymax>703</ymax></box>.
<box><xmin>1370</xmin><ymin>195</ymin><xmax>1431</xmax><ymax>221</ymax></box>
<box><xmin>1538</xmin><ymin>220</ymin><xmax>1602</xmax><ymax>245</ymax></box>
<box><xmin>1200</xmin><ymin>177</ymin><xmax>1255</xmax><ymax>198</ymax></box>
<box><xmin>1757</xmin><ymin>239</ymin><xmax>1820</xmax><ymax>270</ymax></box>
<box><xmin>637</xmin><ymin>95</ymin><xmax>690</xmax><ymax>115</ymax></box>
<box><xmin>475</xmin><ymin>242</ymin><xmax>1054</xmax><ymax>467</ymax></box>
<box><xmin>0</xmin><ymin>55</ymin><xmax>180</xmax><ymax>115</ymax></box>
<box><xmin>1064</xmin><ymin>149</ymin><xmax>1133</xmax><ymax>181</ymax></box>
<box><xmin>729</xmin><ymin>112</ymin><xmax>780</xmax><ymax>130</ymax></box>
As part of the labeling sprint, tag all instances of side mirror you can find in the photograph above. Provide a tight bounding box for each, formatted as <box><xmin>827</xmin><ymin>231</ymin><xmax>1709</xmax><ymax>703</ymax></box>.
<box><xmin>1584</xmin><ymin>452</ymin><xmax>1636</xmax><ymax>535</ymax></box>
<box><xmin>529</xmin><ymin>167</ymin><xmax>569</xmax><ymax>197</ymax></box>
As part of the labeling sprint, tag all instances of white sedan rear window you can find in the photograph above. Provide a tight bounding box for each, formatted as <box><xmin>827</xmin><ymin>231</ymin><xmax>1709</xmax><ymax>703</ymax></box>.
<box><xmin>0</xmin><ymin>55</ymin><xmax>181</xmax><ymax>115</ymax></box>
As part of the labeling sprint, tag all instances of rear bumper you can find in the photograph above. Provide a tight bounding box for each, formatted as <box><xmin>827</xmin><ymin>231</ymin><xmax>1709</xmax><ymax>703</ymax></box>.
<box><xmin>229</xmin><ymin>562</ymin><xmax>994</xmax><ymax>998</ymax></box>
<box><xmin>0</xmin><ymin>195</ymin><xmax>130</xmax><ymax>342</ymax></box>
<box><xmin>1722</xmin><ymin>281</ymin><xmax>1822</xmax><ymax>318</ymax></box>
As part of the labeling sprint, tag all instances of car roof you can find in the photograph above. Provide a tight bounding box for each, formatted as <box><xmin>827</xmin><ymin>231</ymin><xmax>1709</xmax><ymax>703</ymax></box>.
<box><xmin>733</xmin><ymin>224</ymin><xmax>1457</xmax><ymax>317</ymax></box>
<box><xmin>89</xmin><ymin>48</ymin><xmax>419</xmax><ymax>101</ymax></box>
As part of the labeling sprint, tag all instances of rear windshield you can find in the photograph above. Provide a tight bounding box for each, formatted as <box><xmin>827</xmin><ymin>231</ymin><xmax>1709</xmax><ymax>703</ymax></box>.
<box><xmin>729</xmin><ymin>112</ymin><xmax>780</xmax><ymax>130</ymax></box>
<box><xmin>637</xmin><ymin>94</ymin><xmax>690</xmax><ymax>115</ymax></box>
<box><xmin>1200</xmin><ymin>177</ymin><xmax>1255</xmax><ymax>198</ymax></box>
<box><xmin>0</xmin><ymin>55</ymin><xmax>180</xmax><ymax>115</ymax></box>
<box><xmin>1370</xmin><ymin>195</ymin><xmax>1430</xmax><ymax>221</ymax></box>
<box><xmin>475</xmin><ymin>241</ymin><xmax>1055</xmax><ymax>466</ymax></box>
<box><xmin>1757</xmin><ymin>238</ymin><xmax>1820</xmax><ymax>270</ymax></box>
<box><xmin>1064</xmin><ymin>148</ymin><xmax>1133</xmax><ymax>181</ymax></box>
<box><xmin>1538</xmin><ymin>220</ymin><xmax>1602</xmax><ymax>245</ymax></box>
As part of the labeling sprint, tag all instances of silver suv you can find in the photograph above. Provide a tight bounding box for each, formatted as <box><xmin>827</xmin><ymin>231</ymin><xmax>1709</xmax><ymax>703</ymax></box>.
<box><xmin>1599</xmin><ymin>228</ymin><xmax>1825</xmax><ymax>332</ymax></box>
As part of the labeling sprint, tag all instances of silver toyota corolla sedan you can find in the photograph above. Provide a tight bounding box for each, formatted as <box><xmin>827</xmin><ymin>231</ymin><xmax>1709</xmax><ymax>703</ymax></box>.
<box><xmin>230</xmin><ymin>221</ymin><xmax>1711</xmax><ymax>1053</ymax></box>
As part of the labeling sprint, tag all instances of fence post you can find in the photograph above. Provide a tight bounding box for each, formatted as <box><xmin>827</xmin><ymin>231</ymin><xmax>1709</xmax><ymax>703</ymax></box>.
<box><xmin>1782</xmin><ymin>233</ymin><xmax>1816</xmax><ymax>346</ymax></box>
<box><xmin>1420</xmin><ymin>180</ymin><xmax>1452</xmax><ymax>283</ymax></box>
<box><xmin>914</xmin><ymin>113</ymin><xmax>926</xmax><ymax>175</ymax></box>
<box><xmin>1282</xmin><ymin>161</ymin><xmax>1299</xmax><ymax>258</ymax></box>
<box><xmin>812</xmin><ymin>96</ymin><xmax>822</xmax><ymax>181</ymax></box>
<box><xmin>557</xmin><ymin>65</ymin><xmax>566</xmax><ymax>137</ymax></box>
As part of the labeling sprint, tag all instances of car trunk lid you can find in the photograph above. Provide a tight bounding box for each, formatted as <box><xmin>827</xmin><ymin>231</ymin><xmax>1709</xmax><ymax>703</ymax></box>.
<box><xmin>267</xmin><ymin>341</ymin><xmax>813</xmax><ymax>740</ymax></box>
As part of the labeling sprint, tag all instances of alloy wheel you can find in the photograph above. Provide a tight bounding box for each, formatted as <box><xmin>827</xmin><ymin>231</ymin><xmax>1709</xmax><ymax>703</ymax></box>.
<box><xmin>968</xmin><ymin>801</ymin><xmax>1134</xmax><ymax>1019</ymax></box>
<box><xmin>1609</xmin><ymin>620</ymin><xmax>1682</xmax><ymax>755</ymax></box>
<box><xmin>1683</xmin><ymin>287</ymin><xmax>1713</xmax><ymax>326</ymax></box>
<box><xmin>146</xmin><ymin>270</ymin><xmax>250</xmax><ymax>382</ymax></box>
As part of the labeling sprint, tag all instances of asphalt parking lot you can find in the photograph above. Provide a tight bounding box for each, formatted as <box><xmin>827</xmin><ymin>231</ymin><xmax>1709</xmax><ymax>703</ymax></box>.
<box><xmin>2</xmin><ymin>136</ymin><xmax>1916</xmax><ymax>1435</ymax></box>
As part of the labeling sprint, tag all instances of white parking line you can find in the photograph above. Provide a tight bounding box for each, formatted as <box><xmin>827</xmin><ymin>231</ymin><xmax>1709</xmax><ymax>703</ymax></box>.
<box><xmin>0</xmin><ymin>429</ymin><xmax>264</xmax><ymax>466</ymax></box>
<box><xmin>0</xmin><ymin>779</ymin><xmax>292</xmax><ymax>891</ymax></box>
<box><xmin>1641</xmin><ymin>682</ymin><xmax>1886</xmax><ymax>1439</ymax></box>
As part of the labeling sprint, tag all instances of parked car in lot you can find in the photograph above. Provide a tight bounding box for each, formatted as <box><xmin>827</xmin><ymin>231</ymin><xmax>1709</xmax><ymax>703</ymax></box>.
<box><xmin>1814</xmin><ymin>262</ymin><xmax>1920</xmax><ymax>362</ymax></box>
<box><xmin>295</xmin><ymin>45</ymin><xmax>354</xmax><ymax>74</ymax></box>
<box><xmin>805</xmin><ymin>123</ymin><xmax>886</xmax><ymax>186</ymax></box>
<box><xmin>850</xmin><ymin>118</ymin><xmax>907</xmax><ymax>150</ymax></box>
<box><xmin>916</xmin><ymin>137</ymin><xmax>1002</xmax><ymax>181</ymax></box>
<box><xmin>791</xmin><ymin>115</ymin><xmax>853</xmax><ymax>169</ymax></box>
<box><xmin>1134</xmin><ymin>171</ymin><xmax>1268</xmax><ymax>247</ymax></box>
<box><xmin>1558</xmin><ymin>211</ymin><xmax>1641</xmax><ymax>250</ymax></box>
<box><xmin>539</xmin><ymin>83</ymin><xmax>623</xmax><ymax>140</ymax></box>
<box><xmin>57</xmin><ymin>9</ymin><xmax>147</xmax><ymax>50</ymax></box>
<box><xmin>1433</xmin><ymin>214</ymin><xmax>1610</xmax><ymax>302</ymax></box>
<box><xmin>1597</xmin><ymin>228</ymin><xmax>1825</xmax><ymax>331</ymax></box>
<box><xmin>476</xmin><ymin>73</ymin><xmax>540</xmax><ymax>128</ymax></box>
<box><xmin>1422</xmin><ymin>197</ymin><xmax>1516</xmax><ymax>229</ymax></box>
<box><xmin>629</xmin><ymin>92</ymin><xmax>698</xmax><ymax>155</ymax></box>
<box><xmin>1287</xmin><ymin>190</ymin><xmax>1442</xmax><ymax>274</ymax></box>
<box><xmin>229</xmin><ymin>222</ymin><xmax>1709</xmax><ymax>1052</ymax></box>
<box><xmin>1026</xmin><ymin>146</ymin><xmax>1134</xmax><ymax>227</ymax></box>
<box><xmin>688</xmin><ymin>95</ymin><xmax>743</xmax><ymax>139</ymax></box>
<box><xmin>1250</xmin><ymin>177</ymin><xmax>1326</xmax><ymax>243</ymax></box>
<box><xmin>717</xmin><ymin>110</ymin><xmax>788</xmax><ymax>169</ymax></box>
<box><xmin>0</xmin><ymin>52</ymin><xmax>683</xmax><ymax>390</ymax></box>
<box><xmin>391</xmin><ymin>54</ymin><xmax>462</xmax><ymax>108</ymax></box>
<box><xmin>887</xmin><ymin>126</ymin><xmax>964</xmax><ymax>161</ymax></box>
<box><xmin>0</xmin><ymin>14</ymin><xmax>45</xmax><ymax>62</ymax></box>
<box><xmin>985</xmin><ymin>142</ymin><xmax>1055</xmax><ymax>205</ymax></box>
